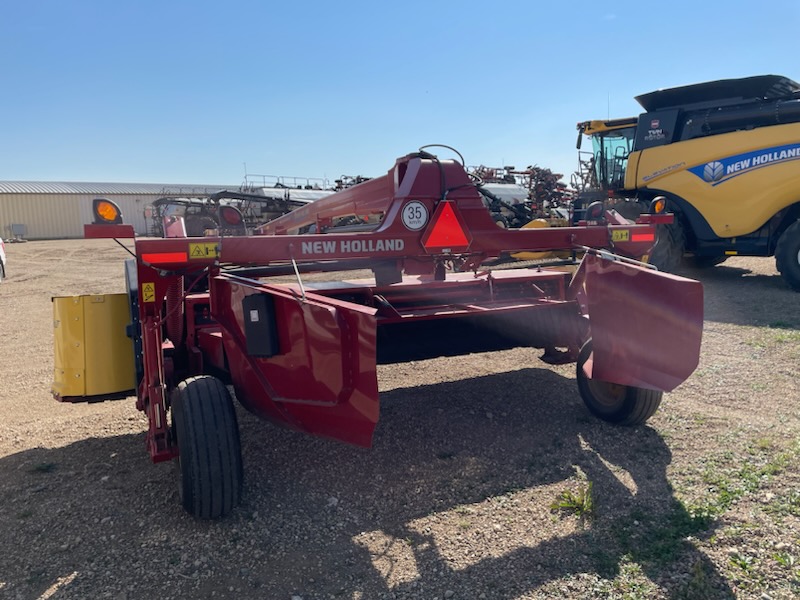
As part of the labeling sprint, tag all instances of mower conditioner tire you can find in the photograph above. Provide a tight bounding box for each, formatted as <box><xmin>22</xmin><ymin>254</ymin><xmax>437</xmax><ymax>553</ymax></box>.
<box><xmin>172</xmin><ymin>376</ymin><xmax>243</xmax><ymax>519</ymax></box>
<box><xmin>576</xmin><ymin>340</ymin><xmax>662</xmax><ymax>426</ymax></box>
<box><xmin>775</xmin><ymin>220</ymin><xmax>800</xmax><ymax>291</ymax></box>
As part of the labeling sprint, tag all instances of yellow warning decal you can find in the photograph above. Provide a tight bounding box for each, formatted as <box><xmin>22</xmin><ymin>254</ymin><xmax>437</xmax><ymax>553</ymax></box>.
<box><xmin>189</xmin><ymin>242</ymin><xmax>219</xmax><ymax>260</ymax></box>
<box><xmin>611</xmin><ymin>229</ymin><xmax>630</xmax><ymax>242</ymax></box>
<box><xmin>142</xmin><ymin>283</ymin><xmax>155</xmax><ymax>303</ymax></box>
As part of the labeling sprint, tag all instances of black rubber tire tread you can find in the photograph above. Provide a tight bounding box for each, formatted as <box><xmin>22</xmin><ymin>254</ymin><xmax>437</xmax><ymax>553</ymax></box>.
<box><xmin>775</xmin><ymin>220</ymin><xmax>800</xmax><ymax>291</ymax></box>
<box><xmin>0</xmin><ymin>260</ymin><xmax>4</xmax><ymax>281</ymax></box>
<box><xmin>493</xmin><ymin>215</ymin><xmax>509</xmax><ymax>228</ymax></box>
<box><xmin>172</xmin><ymin>376</ymin><xmax>242</xmax><ymax>519</ymax></box>
<box><xmin>185</xmin><ymin>216</ymin><xmax>219</xmax><ymax>237</ymax></box>
<box><xmin>685</xmin><ymin>255</ymin><xmax>728</xmax><ymax>268</ymax></box>
<box><xmin>647</xmin><ymin>222</ymin><xmax>685</xmax><ymax>273</ymax></box>
<box><xmin>576</xmin><ymin>340</ymin><xmax>663</xmax><ymax>426</ymax></box>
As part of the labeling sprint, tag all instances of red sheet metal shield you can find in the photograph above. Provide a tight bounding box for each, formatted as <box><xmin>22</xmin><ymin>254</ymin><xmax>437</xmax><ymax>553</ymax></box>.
<box><xmin>213</xmin><ymin>277</ymin><xmax>380</xmax><ymax>447</ymax></box>
<box><xmin>580</xmin><ymin>254</ymin><xmax>704</xmax><ymax>392</ymax></box>
<box><xmin>84</xmin><ymin>223</ymin><xmax>135</xmax><ymax>239</ymax></box>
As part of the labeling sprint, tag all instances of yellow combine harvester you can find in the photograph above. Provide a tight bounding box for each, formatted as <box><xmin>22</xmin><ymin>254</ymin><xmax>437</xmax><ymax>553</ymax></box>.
<box><xmin>576</xmin><ymin>74</ymin><xmax>800</xmax><ymax>290</ymax></box>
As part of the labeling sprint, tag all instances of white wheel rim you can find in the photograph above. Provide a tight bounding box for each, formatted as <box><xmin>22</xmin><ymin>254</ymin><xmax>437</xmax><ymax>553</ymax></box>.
<box><xmin>587</xmin><ymin>379</ymin><xmax>626</xmax><ymax>410</ymax></box>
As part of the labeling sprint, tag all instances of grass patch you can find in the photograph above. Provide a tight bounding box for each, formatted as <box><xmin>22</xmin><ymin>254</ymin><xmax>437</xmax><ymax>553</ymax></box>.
<box><xmin>694</xmin><ymin>442</ymin><xmax>796</xmax><ymax>516</ymax></box>
<box><xmin>754</xmin><ymin>437</ymin><xmax>773</xmax><ymax>451</ymax></box>
<box><xmin>611</xmin><ymin>559</ymin><xmax>658</xmax><ymax>599</ymax></box>
<box><xmin>590</xmin><ymin>549</ymin><xmax>620</xmax><ymax>579</ymax></box>
<box><xmin>551</xmin><ymin>481</ymin><xmax>594</xmax><ymax>520</ymax></box>
<box><xmin>773</xmin><ymin>551</ymin><xmax>796</xmax><ymax>568</ymax></box>
<box><xmin>746</xmin><ymin>328</ymin><xmax>800</xmax><ymax>349</ymax></box>
<box><xmin>729</xmin><ymin>552</ymin><xmax>756</xmax><ymax>573</ymax></box>
<box><xmin>674</xmin><ymin>560</ymin><xmax>724</xmax><ymax>600</ymax></box>
<box><xmin>765</xmin><ymin>489</ymin><xmax>800</xmax><ymax>518</ymax></box>
<box><xmin>615</xmin><ymin>501</ymin><xmax>714</xmax><ymax>566</ymax></box>
<box><xmin>773</xmin><ymin>330</ymin><xmax>800</xmax><ymax>344</ymax></box>
<box><xmin>768</xmin><ymin>320</ymin><xmax>796</xmax><ymax>329</ymax></box>
<box><xmin>691</xmin><ymin>365</ymin><xmax>724</xmax><ymax>379</ymax></box>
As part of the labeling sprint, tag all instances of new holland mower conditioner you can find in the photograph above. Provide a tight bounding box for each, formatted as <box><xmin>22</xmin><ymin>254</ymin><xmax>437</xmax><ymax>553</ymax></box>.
<box><xmin>52</xmin><ymin>149</ymin><xmax>703</xmax><ymax>519</ymax></box>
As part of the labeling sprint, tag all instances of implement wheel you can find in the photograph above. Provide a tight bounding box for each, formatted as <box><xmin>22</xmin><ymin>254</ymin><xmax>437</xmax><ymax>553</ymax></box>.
<box><xmin>775</xmin><ymin>220</ymin><xmax>800</xmax><ymax>291</ymax></box>
<box><xmin>576</xmin><ymin>340</ymin><xmax>662</xmax><ymax>426</ymax></box>
<box><xmin>171</xmin><ymin>376</ymin><xmax>243</xmax><ymax>519</ymax></box>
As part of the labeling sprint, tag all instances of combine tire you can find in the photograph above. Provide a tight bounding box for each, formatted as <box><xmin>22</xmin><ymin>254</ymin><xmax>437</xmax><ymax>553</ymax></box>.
<box><xmin>775</xmin><ymin>220</ymin><xmax>800</xmax><ymax>291</ymax></box>
<box><xmin>171</xmin><ymin>376</ymin><xmax>243</xmax><ymax>519</ymax></box>
<box><xmin>647</xmin><ymin>222</ymin><xmax>685</xmax><ymax>273</ymax></box>
<box><xmin>686</xmin><ymin>255</ymin><xmax>727</xmax><ymax>268</ymax></box>
<box><xmin>576</xmin><ymin>340</ymin><xmax>662</xmax><ymax>426</ymax></box>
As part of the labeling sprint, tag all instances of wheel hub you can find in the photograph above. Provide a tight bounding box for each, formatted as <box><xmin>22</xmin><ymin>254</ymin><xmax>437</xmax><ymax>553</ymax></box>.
<box><xmin>586</xmin><ymin>379</ymin><xmax>626</xmax><ymax>409</ymax></box>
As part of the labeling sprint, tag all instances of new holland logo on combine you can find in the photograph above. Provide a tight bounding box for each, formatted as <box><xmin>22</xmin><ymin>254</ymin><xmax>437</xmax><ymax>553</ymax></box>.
<box><xmin>690</xmin><ymin>143</ymin><xmax>800</xmax><ymax>186</ymax></box>
<box><xmin>703</xmin><ymin>161</ymin><xmax>724</xmax><ymax>182</ymax></box>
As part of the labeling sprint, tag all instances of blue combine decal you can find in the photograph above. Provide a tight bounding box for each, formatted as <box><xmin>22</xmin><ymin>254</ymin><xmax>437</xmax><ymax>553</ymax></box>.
<box><xmin>688</xmin><ymin>143</ymin><xmax>800</xmax><ymax>186</ymax></box>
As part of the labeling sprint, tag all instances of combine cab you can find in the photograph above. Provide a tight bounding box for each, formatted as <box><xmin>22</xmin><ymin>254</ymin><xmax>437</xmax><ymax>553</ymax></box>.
<box><xmin>576</xmin><ymin>74</ymin><xmax>800</xmax><ymax>289</ymax></box>
<box><xmin>53</xmin><ymin>149</ymin><xmax>703</xmax><ymax>519</ymax></box>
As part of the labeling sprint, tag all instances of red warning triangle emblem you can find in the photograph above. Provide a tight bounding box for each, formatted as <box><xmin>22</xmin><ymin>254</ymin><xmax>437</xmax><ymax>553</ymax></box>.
<box><xmin>422</xmin><ymin>201</ymin><xmax>470</xmax><ymax>250</ymax></box>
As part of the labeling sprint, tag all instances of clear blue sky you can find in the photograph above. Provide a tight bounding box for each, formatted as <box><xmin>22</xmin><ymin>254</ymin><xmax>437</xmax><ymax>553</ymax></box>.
<box><xmin>2</xmin><ymin>1</ymin><xmax>798</xmax><ymax>186</ymax></box>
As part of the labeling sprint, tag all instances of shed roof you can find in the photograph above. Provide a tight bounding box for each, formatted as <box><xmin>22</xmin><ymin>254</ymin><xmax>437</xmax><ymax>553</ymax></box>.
<box><xmin>0</xmin><ymin>181</ymin><xmax>237</xmax><ymax>195</ymax></box>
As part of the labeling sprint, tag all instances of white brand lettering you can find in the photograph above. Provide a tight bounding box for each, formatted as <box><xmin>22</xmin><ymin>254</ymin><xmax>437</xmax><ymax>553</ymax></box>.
<box><xmin>302</xmin><ymin>239</ymin><xmax>406</xmax><ymax>254</ymax></box>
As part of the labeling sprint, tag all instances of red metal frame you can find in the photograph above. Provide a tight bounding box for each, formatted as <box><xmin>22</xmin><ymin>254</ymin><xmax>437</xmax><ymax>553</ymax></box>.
<box><xmin>85</xmin><ymin>223</ymin><xmax>135</xmax><ymax>238</ymax></box>
<box><xmin>101</xmin><ymin>153</ymin><xmax>702</xmax><ymax>462</ymax></box>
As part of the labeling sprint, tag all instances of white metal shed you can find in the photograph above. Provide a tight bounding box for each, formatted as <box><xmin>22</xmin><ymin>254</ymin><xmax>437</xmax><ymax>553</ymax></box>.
<box><xmin>0</xmin><ymin>181</ymin><xmax>236</xmax><ymax>239</ymax></box>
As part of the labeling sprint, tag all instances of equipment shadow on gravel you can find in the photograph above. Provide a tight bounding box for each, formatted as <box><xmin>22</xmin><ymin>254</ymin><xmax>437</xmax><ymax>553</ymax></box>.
<box><xmin>680</xmin><ymin>262</ymin><xmax>798</xmax><ymax>329</ymax></box>
<box><xmin>0</xmin><ymin>366</ymin><xmax>735</xmax><ymax>599</ymax></box>
<box><xmin>237</xmin><ymin>366</ymin><xmax>736</xmax><ymax>599</ymax></box>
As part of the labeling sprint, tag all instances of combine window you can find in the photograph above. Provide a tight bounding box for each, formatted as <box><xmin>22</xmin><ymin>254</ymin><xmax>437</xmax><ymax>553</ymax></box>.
<box><xmin>593</xmin><ymin>126</ymin><xmax>636</xmax><ymax>191</ymax></box>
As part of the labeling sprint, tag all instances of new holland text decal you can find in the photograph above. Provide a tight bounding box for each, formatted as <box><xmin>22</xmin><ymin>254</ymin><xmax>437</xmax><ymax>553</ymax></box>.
<box><xmin>300</xmin><ymin>239</ymin><xmax>405</xmax><ymax>255</ymax></box>
<box><xmin>689</xmin><ymin>143</ymin><xmax>800</xmax><ymax>186</ymax></box>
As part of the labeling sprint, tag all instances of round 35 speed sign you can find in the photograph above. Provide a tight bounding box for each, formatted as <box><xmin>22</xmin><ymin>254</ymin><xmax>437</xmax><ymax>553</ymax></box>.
<box><xmin>402</xmin><ymin>201</ymin><xmax>428</xmax><ymax>231</ymax></box>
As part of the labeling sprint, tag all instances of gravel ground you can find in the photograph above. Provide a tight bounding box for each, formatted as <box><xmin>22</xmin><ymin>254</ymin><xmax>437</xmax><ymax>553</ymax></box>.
<box><xmin>0</xmin><ymin>239</ymin><xmax>799</xmax><ymax>600</ymax></box>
